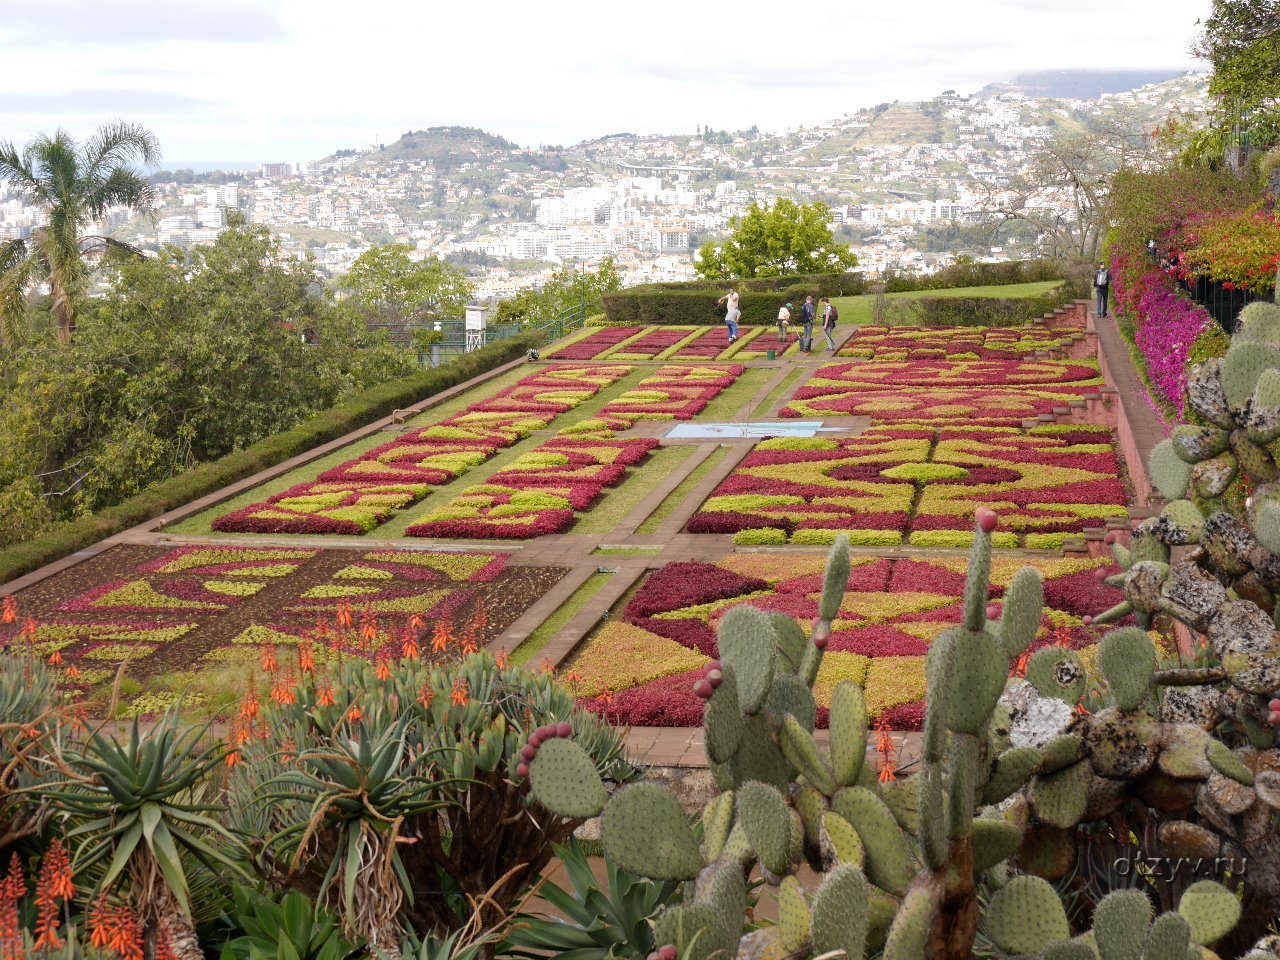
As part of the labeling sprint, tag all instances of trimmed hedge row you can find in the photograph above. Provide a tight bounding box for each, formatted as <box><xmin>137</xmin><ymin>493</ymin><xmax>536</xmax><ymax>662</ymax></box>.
<box><xmin>909</xmin><ymin>286</ymin><xmax>1072</xmax><ymax>327</ymax></box>
<box><xmin>0</xmin><ymin>333</ymin><xmax>543</xmax><ymax>587</ymax></box>
<box><xmin>603</xmin><ymin>259</ymin><xmax>1068</xmax><ymax>325</ymax></box>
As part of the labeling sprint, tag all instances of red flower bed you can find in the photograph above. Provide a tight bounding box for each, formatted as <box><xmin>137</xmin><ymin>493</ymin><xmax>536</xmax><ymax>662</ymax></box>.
<box><xmin>549</xmin><ymin>327</ymin><xmax>643</xmax><ymax>360</ymax></box>
<box><xmin>626</xmin><ymin>562</ymin><xmax>769</xmax><ymax>618</ymax></box>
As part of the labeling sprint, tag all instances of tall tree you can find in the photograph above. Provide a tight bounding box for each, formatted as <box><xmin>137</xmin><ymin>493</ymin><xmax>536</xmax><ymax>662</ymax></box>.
<box><xmin>0</xmin><ymin>122</ymin><xmax>161</xmax><ymax>344</ymax></box>
<box><xmin>339</xmin><ymin>242</ymin><xmax>474</xmax><ymax>321</ymax></box>
<box><xmin>1188</xmin><ymin>0</ymin><xmax>1280</xmax><ymax>159</ymax></box>
<box><xmin>694</xmin><ymin>199</ymin><xmax>857</xmax><ymax>279</ymax></box>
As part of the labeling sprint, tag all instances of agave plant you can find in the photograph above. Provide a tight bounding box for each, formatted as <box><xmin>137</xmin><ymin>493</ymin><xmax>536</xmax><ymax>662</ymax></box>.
<box><xmin>502</xmin><ymin>837</ymin><xmax>681</xmax><ymax>960</ymax></box>
<box><xmin>44</xmin><ymin>709</ymin><xmax>248</xmax><ymax>959</ymax></box>
<box><xmin>219</xmin><ymin>888</ymin><xmax>360</xmax><ymax>960</ymax></box>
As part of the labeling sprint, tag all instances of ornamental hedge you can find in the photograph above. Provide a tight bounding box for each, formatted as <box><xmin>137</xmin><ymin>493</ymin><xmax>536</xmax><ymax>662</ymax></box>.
<box><xmin>906</xmin><ymin>285</ymin><xmax>1074</xmax><ymax>327</ymax></box>
<box><xmin>0</xmin><ymin>333</ymin><xmax>543</xmax><ymax>586</ymax></box>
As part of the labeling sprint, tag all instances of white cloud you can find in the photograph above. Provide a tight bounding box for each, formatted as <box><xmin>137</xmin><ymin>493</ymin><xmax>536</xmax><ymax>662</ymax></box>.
<box><xmin>0</xmin><ymin>0</ymin><xmax>1211</xmax><ymax>161</ymax></box>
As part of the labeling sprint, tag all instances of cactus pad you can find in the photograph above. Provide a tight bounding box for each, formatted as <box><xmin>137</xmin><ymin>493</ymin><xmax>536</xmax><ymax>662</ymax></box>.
<box><xmin>829</xmin><ymin>681</ymin><xmax>869</xmax><ymax>787</ymax></box>
<box><xmin>985</xmin><ymin>875</ymin><xmax>1070</xmax><ymax>954</ymax></box>
<box><xmin>1092</xmin><ymin>888</ymin><xmax>1152</xmax><ymax>960</ymax></box>
<box><xmin>776</xmin><ymin>875</ymin><xmax>811</xmax><ymax>952</ymax></box>
<box><xmin>718</xmin><ymin>606</ymin><xmax>778</xmax><ymax>715</ymax></box>
<box><xmin>793</xmin><ymin>784</ymin><xmax>826</xmax><ymax>849</ymax></box>
<box><xmin>811</xmin><ymin>863</ymin><xmax>869</xmax><ymax>958</ymax></box>
<box><xmin>820</xmin><ymin>536</ymin><xmax>851</xmax><ymax>622</ymax></box>
<box><xmin>1150</xmin><ymin>439</ymin><xmax>1193</xmax><ymax>500</ymax></box>
<box><xmin>878</xmin><ymin>779</ymin><xmax>922</xmax><ymax>834</ymax></box>
<box><xmin>601</xmin><ymin>784</ymin><xmax>704</xmax><ymax>881</ymax></box>
<box><xmin>1248</xmin><ymin>366</ymin><xmax>1280</xmax><ymax>444</ymax></box>
<box><xmin>779</xmin><ymin>713</ymin><xmax>835</xmax><ymax>795</ymax></box>
<box><xmin>1039</xmin><ymin>734</ymin><xmax>1085</xmax><ymax>774</ymax></box>
<box><xmin>1231</xmin><ymin>429</ymin><xmax>1280</xmax><ymax>483</ymax></box>
<box><xmin>1223</xmin><ymin>341</ymin><xmax>1280</xmax><ymax>412</ymax></box>
<box><xmin>700</xmin><ymin>791</ymin><xmax>735</xmax><ymax>862</ymax></box>
<box><xmin>1143</xmin><ymin>912</ymin><xmax>1192</xmax><ymax>960</ymax></box>
<box><xmin>1189</xmin><ymin>452</ymin><xmax>1238</xmax><ymax>500</ymax></box>
<box><xmin>831</xmin><ymin>786</ymin><xmax>912</xmax><ymax>896</ymax></box>
<box><xmin>1177</xmin><ymin>880</ymin><xmax>1241</xmax><ymax>946</ymax></box>
<box><xmin>1172</xmin><ymin>424</ymin><xmax>1230</xmax><ymax>463</ymax></box>
<box><xmin>767</xmin><ymin>674</ymin><xmax>817</xmax><ymax>732</ymax></box>
<box><xmin>1206</xmin><ymin>739</ymin><xmax>1255</xmax><ymax>786</ymax></box>
<box><xmin>1186</xmin><ymin>359</ymin><xmax>1235</xmax><ymax>429</ymax></box>
<box><xmin>737</xmin><ymin>781</ymin><xmax>793</xmax><ymax>876</ymax></box>
<box><xmin>1042</xmin><ymin>943</ymin><xmax>1097</xmax><ymax>960</ymax></box>
<box><xmin>1158</xmin><ymin>499</ymin><xmax>1206</xmax><ymax>546</ymax></box>
<box><xmin>882</xmin><ymin>885</ymin><xmax>934</xmax><ymax>960</ymax></box>
<box><xmin>1237</xmin><ymin>300</ymin><xmax>1280</xmax><ymax>344</ymax></box>
<box><xmin>527</xmin><ymin>737</ymin><xmax>608</xmax><ymax>819</ymax></box>
<box><xmin>703</xmin><ymin>664</ymin><xmax>744</xmax><ymax>765</ymax></box>
<box><xmin>1027</xmin><ymin>647</ymin><xmax>1087</xmax><ymax>704</ymax></box>
<box><xmin>997</xmin><ymin>567</ymin><xmax>1045</xmax><ymax>660</ymax></box>
<box><xmin>1031</xmin><ymin>760</ymin><xmax>1090</xmax><ymax>829</ymax></box>
<box><xmin>652</xmin><ymin>903</ymin><xmax>735</xmax><ymax>960</ymax></box>
<box><xmin>1098</xmin><ymin>627</ymin><xmax>1157</xmax><ymax>711</ymax></box>
<box><xmin>980</xmin><ymin>746</ymin><xmax>1042</xmax><ymax>805</ymax></box>
<box><xmin>765</xmin><ymin>612</ymin><xmax>807</xmax><ymax>674</ymax></box>
<box><xmin>819</xmin><ymin>811</ymin><xmax>865</xmax><ymax>869</ymax></box>
<box><xmin>971</xmin><ymin>818</ymin><xmax>1023</xmax><ymax>873</ymax></box>
<box><xmin>938</xmin><ymin>626</ymin><xmax>1007</xmax><ymax>734</ymax></box>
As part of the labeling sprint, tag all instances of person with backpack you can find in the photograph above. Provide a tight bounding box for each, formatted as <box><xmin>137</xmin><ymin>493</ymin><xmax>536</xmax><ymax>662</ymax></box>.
<box><xmin>821</xmin><ymin>296</ymin><xmax>838</xmax><ymax>351</ymax></box>
<box><xmin>799</xmin><ymin>295</ymin><xmax>816</xmax><ymax>353</ymax></box>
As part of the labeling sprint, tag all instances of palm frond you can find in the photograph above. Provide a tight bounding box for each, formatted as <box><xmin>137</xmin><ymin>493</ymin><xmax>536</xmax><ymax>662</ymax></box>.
<box><xmin>0</xmin><ymin>141</ymin><xmax>37</xmax><ymax>192</ymax></box>
<box><xmin>81</xmin><ymin>120</ymin><xmax>161</xmax><ymax>182</ymax></box>
<box><xmin>85</xmin><ymin>166</ymin><xmax>154</xmax><ymax>219</ymax></box>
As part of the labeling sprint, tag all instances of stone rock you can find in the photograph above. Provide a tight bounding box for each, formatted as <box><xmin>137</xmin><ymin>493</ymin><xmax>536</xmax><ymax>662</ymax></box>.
<box><xmin>1162</xmin><ymin>562</ymin><xmax>1231</xmax><ymax>633</ymax></box>
<box><xmin>1159</xmin><ymin>686</ymin><xmax>1225</xmax><ymax>730</ymax></box>
<box><xmin>1085</xmin><ymin>708</ymin><xmax>1160</xmax><ymax>779</ymax></box>
<box><xmin>1255</xmin><ymin>770</ymin><xmax>1280</xmax><ymax>808</ymax></box>
<box><xmin>1001</xmin><ymin>679</ymin><xmax>1075</xmax><ymax>750</ymax></box>
<box><xmin>1158</xmin><ymin>820</ymin><xmax>1221</xmax><ymax>860</ymax></box>
<box><xmin>1207</xmin><ymin>600</ymin><xmax>1273</xmax><ymax>660</ymax></box>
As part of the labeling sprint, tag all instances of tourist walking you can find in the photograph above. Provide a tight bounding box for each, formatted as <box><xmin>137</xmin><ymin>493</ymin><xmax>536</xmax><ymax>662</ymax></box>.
<box><xmin>821</xmin><ymin>296</ymin><xmax>838</xmax><ymax>351</ymax></box>
<box><xmin>717</xmin><ymin>288</ymin><xmax>740</xmax><ymax>343</ymax></box>
<box><xmin>1094</xmin><ymin>262</ymin><xmax>1111</xmax><ymax>318</ymax></box>
<box><xmin>799</xmin><ymin>295</ymin><xmax>816</xmax><ymax>353</ymax></box>
<box><xmin>777</xmin><ymin>302</ymin><xmax>792</xmax><ymax>343</ymax></box>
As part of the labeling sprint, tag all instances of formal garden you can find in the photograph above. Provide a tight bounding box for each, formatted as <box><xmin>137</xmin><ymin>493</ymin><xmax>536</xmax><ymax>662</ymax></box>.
<box><xmin>2</xmin><ymin>50</ymin><xmax>1280</xmax><ymax>954</ymax></box>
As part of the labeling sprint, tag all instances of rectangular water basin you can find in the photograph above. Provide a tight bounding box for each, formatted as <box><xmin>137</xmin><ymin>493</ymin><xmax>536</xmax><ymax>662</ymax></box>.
<box><xmin>666</xmin><ymin>421</ymin><xmax>828</xmax><ymax>439</ymax></box>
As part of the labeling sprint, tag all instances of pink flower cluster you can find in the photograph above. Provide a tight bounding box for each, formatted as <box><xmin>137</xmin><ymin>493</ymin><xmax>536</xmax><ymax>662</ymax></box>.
<box><xmin>1111</xmin><ymin>254</ymin><xmax>1211</xmax><ymax>417</ymax></box>
<box><xmin>550</xmin><ymin>327</ymin><xmax>643</xmax><ymax>359</ymax></box>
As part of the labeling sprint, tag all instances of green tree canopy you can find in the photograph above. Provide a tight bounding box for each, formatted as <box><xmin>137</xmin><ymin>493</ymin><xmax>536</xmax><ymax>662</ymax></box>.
<box><xmin>0</xmin><ymin>224</ymin><xmax>413</xmax><ymax>546</ymax></box>
<box><xmin>493</xmin><ymin>256</ymin><xmax>622</xmax><ymax>327</ymax></box>
<box><xmin>339</xmin><ymin>242</ymin><xmax>473</xmax><ymax>320</ymax></box>
<box><xmin>694</xmin><ymin>199</ymin><xmax>858</xmax><ymax>279</ymax></box>
<box><xmin>1188</xmin><ymin>0</ymin><xmax>1280</xmax><ymax>157</ymax></box>
<box><xmin>0</xmin><ymin>122</ymin><xmax>160</xmax><ymax>345</ymax></box>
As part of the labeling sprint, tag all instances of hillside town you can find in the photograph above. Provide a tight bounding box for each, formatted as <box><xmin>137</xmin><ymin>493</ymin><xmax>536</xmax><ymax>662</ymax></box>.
<box><xmin>0</xmin><ymin>72</ymin><xmax>1210</xmax><ymax>300</ymax></box>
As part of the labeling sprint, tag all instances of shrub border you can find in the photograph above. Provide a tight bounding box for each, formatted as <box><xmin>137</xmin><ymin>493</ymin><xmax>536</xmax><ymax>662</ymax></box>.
<box><xmin>0</xmin><ymin>333</ymin><xmax>544</xmax><ymax>588</ymax></box>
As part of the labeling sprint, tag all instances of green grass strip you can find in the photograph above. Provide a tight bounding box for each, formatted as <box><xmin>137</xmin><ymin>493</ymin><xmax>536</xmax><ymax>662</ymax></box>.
<box><xmin>511</xmin><ymin>571</ymin><xmax>612</xmax><ymax>667</ymax></box>
<box><xmin>752</xmin><ymin>367</ymin><xmax>809</xmax><ymax>417</ymax></box>
<box><xmin>636</xmin><ymin>445</ymin><xmax>730</xmax><ymax>534</ymax></box>
<box><xmin>573</xmin><ymin>445</ymin><xmax>695</xmax><ymax>535</ymax></box>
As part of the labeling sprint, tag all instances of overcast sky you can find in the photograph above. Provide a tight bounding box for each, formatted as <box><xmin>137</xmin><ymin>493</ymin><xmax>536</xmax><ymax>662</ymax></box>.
<box><xmin>0</xmin><ymin>0</ymin><xmax>1210</xmax><ymax>165</ymax></box>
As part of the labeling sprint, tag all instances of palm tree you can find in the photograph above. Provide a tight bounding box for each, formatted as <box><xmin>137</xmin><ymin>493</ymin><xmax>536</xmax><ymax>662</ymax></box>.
<box><xmin>0</xmin><ymin>121</ymin><xmax>160</xmax><ymax>344</ymax></box>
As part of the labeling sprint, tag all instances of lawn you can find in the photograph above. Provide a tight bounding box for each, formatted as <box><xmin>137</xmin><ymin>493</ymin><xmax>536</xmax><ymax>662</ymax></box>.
<box><xmin>828</xmin><ymin>279</ymin><xmax>1064</xmax><ymax>325</ymax></box>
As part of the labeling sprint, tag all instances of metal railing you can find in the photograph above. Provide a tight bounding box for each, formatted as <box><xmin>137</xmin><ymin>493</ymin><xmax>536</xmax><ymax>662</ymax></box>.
<box><xmin>1179</xmin><ymin>276</ymin><xmax>1267</xmax><ymax>335</ymax></box>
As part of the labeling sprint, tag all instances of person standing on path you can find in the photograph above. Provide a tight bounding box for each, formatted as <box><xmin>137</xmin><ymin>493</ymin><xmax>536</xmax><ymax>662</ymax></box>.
<box><xmin>1094</xmin><ymin>262</ymin><xmax>1111</xmax><ymax>318</ymax></box>
<box><xmin>799</xmin><ymin>295</ymin><xmax>816</xmax><ymax>353</ymax></box>
<box><xmin>821</xmin><ymin>296</ymin><xmax>838</xmax><ymax>351</ymax></box>
<box><xmin>717</xmin><ymin>288</ymin><xmax>740</xmax><ymax>343</ymax></box>
<box><xmin>777</xmin><ymin>302</ymin><xmax>792</xmax><ymax>343</ymax></box>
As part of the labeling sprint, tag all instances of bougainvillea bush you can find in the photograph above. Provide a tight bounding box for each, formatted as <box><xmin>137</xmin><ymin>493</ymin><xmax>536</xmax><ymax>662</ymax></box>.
<box><xmin>213</xmin><ymin>365</ymin><xmax>631</xmax><ymax>534</ymax></box>
<box><xmin>1110</xmin><ymin>254</ymin><xmax>1212</xmax><ymax>417</ymax></box>
<box><xmin>568</xmin><ymin>552</ymin><xmax>1130</xmax><ymax>729</ymax></box>
<box><xmin>1172</xmin><ymin>206</ymin><xmax>1280</xmax><ymax>297</ymax></box>
<box><xmin>687</xmin><ymin>424</ymin><xmax>1127</xmax><ymax>546</ymax></box>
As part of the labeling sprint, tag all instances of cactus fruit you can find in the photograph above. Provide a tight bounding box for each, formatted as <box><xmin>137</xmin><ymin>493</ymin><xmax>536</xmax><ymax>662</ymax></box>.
<box><xmin>776</xmin><ymin>876</ymin><xmax>811</xmax><ymax>952</ymax></box>
<box><xmin>819</xmin><ymin>536</ymin><xmax>851</xmax><ymax>622</ymax></box>
<box><xmin>1092</xmin><ymin>888</ymin><xmax>1153</xmax><ymax>960</ymax></box>
<box><xmin>526</xmin><ymin>737</ymin><xmax>608</xmax><ymax>819</ymax></box>
<box><xmin>1177</xmin><ymin>880</ymin><xmax>1242</xmax><ymax>946</ymax></box>
<box><xmin>1172</xmin><ymin>424</ymin><xmax>1231</xmax><ymax>463</ymax></box>
<box><xmin>819</xmin><ymin>811</ymin><xmax>865</xmax><ymax>869</ymax></box>
<box><xmin>601</xmin><ymin>784</ymin><xmax>704</xmax><ymax>881</ymax></box>
<box><xmin>996</xmin><ymin>567</ymin><xmax>1045</xmax><ymax>660</ymax></box>
<box><xmin>986</xmin><ymin>875</ymin><xmax>1071</xmax><ymax>954</ymax></box>
<box><xmin>1143</xmin><ymin>912</ymin><xmax>1193</xmax><ymax>960</ymax></box>
<box><xmin>717</xmin><ymin>606</ymin><xmax>778</xmax><ymax>715</ymax></box>
<box><xmin>980</xmin><ymin>746</ymin><xmax>1043</xmax><ymax>804</ymax></box>
<box><xmin>829</xmin><ymin>681</ymin><xmax>868</xmax><ymax>787</ymax></box>
<box><xmin>1031</xmin><ymin>760</ymin><xmax>1090</xmax><ymax>828</ymax></box>
<box><xmin>810</xmin><ymin>863</ymin><xmax>869</xmax><ymax>958</ymax></box>
<box><xmin>831</xmin><ymin>787</ymin><xmax>912</xmax><ymax>896</ymax></box>
<box><xmin>1158</xmin><ymin>499</ymin><xmax>1206</xmax><ymax>545</ymax></box>
<box><xmin>1150</xmin><ymin>438</ymin><xmax>1194</xmax><ymax>500</ymax></box>
<box><xmin>1205</xmin><ymin>739</ymin><xmax>1255</xmax><ymax>786</ymax></box>
<box><xmin>1098</xmin><ymin>627</ymin><xmax>1157</xmax><ymax>711</ymax></box>
<box><xmin>779</xmin><ymin>714</ymin><xmax>835</xmax><ymax>795</ymax></box>
<box><xmin>970</xmin><ymin>818</ymin><xmax>1023</xmax><ymax>872</ymax></box>
<box><xmin>736</xmin><ymin>781</ymin><xmax>793</xmax><ymax>876</ymax></box>
<box><xmin>1027</xmin><ymin>647</ymin><xmax>1087</xmax><ymax>704</ymax></box>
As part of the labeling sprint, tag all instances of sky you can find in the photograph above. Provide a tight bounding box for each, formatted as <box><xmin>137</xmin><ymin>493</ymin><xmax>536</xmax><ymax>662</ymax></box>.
<box><xmin>0</xmin><ymin>0</ymin><xmax>1211</xmax><ymax>166</ymax></box>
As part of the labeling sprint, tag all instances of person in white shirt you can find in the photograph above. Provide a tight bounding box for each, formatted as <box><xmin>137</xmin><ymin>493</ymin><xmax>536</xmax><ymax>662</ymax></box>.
<box><xmin>777</xmin><ymin>302</ymin><xmax>792</xmax><ymax>343</ymax></box>
<box><xmin>717</xmin><ymin>288</ymin><xmax>740</xmax><ymax>343</ymax></box>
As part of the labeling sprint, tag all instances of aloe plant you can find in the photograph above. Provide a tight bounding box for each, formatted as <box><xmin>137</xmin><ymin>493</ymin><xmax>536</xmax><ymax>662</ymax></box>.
<box><xmin>502</xmin><ymin>837</ymin><xmax>681</xmax><ymax>960</ymax></box>
<box><xmin>219</xmin><ymin>888</ymin><xmax>360</xmax><ymax>960</ymax></box>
